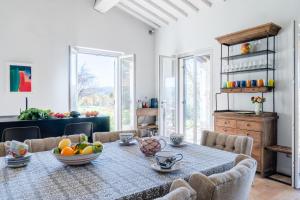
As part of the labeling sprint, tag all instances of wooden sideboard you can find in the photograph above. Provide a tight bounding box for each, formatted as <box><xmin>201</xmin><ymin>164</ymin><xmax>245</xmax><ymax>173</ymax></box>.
<box><xmin>214</xmin><ymin>111</ymin><xmax>278</xmax><ymax>177</ymax></box>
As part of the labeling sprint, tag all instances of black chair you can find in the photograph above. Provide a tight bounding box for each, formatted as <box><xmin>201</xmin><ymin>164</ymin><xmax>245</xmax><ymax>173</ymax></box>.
<box><xmin>2</xmin><ymin>126</ymin><xmax>41</xmax><ymax>142</ymax></box>
<box><xmin>64</xmin><ymin>122</ymin><xmax>93</xmax><ymax>138</ymax></box>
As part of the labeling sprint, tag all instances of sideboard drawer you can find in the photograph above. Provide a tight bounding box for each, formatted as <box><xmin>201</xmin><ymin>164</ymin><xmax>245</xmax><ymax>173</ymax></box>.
<box><xmin>215</xmin><ymin>118</ymin><xmax>236</xmax><ymax>128</ymax></box>
<box><xmin>215</xmin><ymin>126</ymin><xmax>237</xmax><ymax>134</ymax></box>
<box><xmin>237</xmin><ymin>121</ymin><xmax>262</xmax><ymax>132</ymax></box>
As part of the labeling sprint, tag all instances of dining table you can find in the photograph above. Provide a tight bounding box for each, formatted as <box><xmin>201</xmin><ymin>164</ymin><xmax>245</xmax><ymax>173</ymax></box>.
<box><xmin>0</xmin><ymin>139</ymin><xmax>237</xmax><ymax>200</ymax></box>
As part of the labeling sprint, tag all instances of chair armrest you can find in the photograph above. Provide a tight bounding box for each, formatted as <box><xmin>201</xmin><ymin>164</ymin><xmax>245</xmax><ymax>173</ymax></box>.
<box><xmin>156</xmin><ymin>187</ymin><xmax>194</xmax><ymax>200</ymax></box>
<box><xmin>169</xmin><ymin>179</ymin><xmax>196</xmax><ymax>200</ymax></box>
<box><xmin>189</xmin><ymin>173</ymin><xmax>215</xmax><ymax>200</ymax></box>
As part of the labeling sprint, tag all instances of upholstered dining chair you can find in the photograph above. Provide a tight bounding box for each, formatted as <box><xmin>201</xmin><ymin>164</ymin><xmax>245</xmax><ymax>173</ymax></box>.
<box><xmin>160</xmin><ymin>154</ymin><xmax>256</xmax><ymax>200</ymax></box>
<box><xmin>64</xmin><ymin>122</ymin><xmax>93</xmax><ymax>138</ymax></box>
<box><xmin>0</xmin><ymin>142</ymin><xmax>6</xmax><ymax>157</ymax></box>
<box><xmin>2</xmin><ymin>126</ymin><xmax>41</xmax><ymax>142</ymax></box>
<box><xmin>156</xmin><ymin>179</ymin><xmax>197</xmax><ymax>200</ymax></box>
<box><xmin>24</xmin><ymin>134</ymin><xmax>82</xmax><ymax>153</ymax></box>
<box><xmin>93</xmin><ymin>130</ymin><xmax>138</xmax><ymax>143</ymax></box>
<box><xmin>200</xmin><ymin>130</ymin><xmax>253</xmax><ymax>156</ymax></box>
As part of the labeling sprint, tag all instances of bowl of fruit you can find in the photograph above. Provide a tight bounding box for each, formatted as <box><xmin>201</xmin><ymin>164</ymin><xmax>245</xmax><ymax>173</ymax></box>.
<box><xmin>52</xmin><ymin>137</ymin><xmax>103</xmax><ymax>165</ymax></box>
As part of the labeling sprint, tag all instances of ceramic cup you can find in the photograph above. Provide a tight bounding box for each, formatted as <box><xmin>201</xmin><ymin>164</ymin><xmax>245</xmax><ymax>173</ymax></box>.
<box><xmin>6</xmin><ymin>140</ymin><xmax>28</xmax><ymax>158</ymax></box>
<box><xmin>155</xmin><ymin>151</ymin><xmax>183</xmax><ymax>169</ymax></box>
<box><xmin>246</xmin><ymin>80</ymin><xmax>251</xmax><ymax>88</ymax></box>
<box><xmin>170</xmin><ymin>134</ymin><xmax>184</xmax><ymax>145</ymax></box>
<box><xmin>241</xmin><ymin>80</ymin><xmax>246</xmax><ymax>88</ymax></box>
<box><xmin>120</xmin><ymin>133</ymin><xmax>134</xmax><ymax>144</ymax></box>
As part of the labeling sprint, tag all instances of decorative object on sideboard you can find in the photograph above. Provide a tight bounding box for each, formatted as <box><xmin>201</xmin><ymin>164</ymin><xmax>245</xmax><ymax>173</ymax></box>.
<box><xmin>70</xmin><ymin>111</ymin><xmax>81</xmax><ymax>118</ymax></box>
<box><xmin>18</xmin><ymin>108</ymin><xmax>51</xmax><ymax>120</ymax></box>
<box><xmin>251</xmin><ymin>96</ymin><xmax>266</xmax><ymax>115</ymax></box>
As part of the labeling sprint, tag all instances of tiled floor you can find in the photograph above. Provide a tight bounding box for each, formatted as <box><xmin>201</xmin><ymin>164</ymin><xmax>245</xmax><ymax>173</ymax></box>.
<box><xmin>250</xmin><ymin>176</ymin><xmax>300</xmax><ymax>200</ymax></box>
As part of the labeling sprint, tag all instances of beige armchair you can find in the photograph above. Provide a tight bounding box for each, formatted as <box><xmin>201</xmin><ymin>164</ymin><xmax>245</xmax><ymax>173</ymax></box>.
<box><xmin>162</xmin><ymin>154</ymin><xmax>256</xmax><ymax>200</ymax></box>
<box><xmin>200</xmin><ymin>130</ymin><xmax>253</xmax><ymax>156</ymax></box>
<box><xmin>93</xmin><ymin>130</ymin><xmax>138</xmax><ymax>143</ymax></box>
<box><xmin>156</xmin><ymin>179</ymin><xmax>197</xmax><ymax>200</ymax></box>
<box><xmin>24</xmin><ymin>134</ymin><xmax>82</xmax><ymax>153</ymax></box>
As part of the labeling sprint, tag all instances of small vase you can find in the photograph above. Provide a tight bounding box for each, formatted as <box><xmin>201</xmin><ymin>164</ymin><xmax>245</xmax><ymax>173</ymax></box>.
<box><xmin>254</xmin><ymin>103</ymin><xmax>262</xmax><ymax>115</ymax></box>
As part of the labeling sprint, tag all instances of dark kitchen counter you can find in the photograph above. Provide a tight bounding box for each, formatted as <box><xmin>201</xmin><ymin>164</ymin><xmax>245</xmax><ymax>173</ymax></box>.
<box><xmin>0</xmin><ymin>116</ymin><xmax>110</xmax><ymax>141</ymax></box>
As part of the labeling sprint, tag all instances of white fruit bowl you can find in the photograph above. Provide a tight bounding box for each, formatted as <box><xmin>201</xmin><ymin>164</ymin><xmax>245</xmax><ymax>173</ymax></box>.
<box><xmin>52</xmin><ymin>150</ymin><xmax>101</xmax><ymax>165</ymax></box>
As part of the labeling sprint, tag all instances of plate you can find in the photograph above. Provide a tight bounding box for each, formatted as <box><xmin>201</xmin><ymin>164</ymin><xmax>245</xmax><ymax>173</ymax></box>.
<box><xmin>6</xmin><ymin>162</ymin><xmax>29</xmax><ymax>168</ymax></box>
<box><xmin>168</xmin><ymin>142</ymin><xmax>187</xmax><ymax>147</ymax></box>
<box><xmin>5</xmin><ymin>153</ymin><xmax>32</xmax><ymax>161</ymax></box>
<box><xmin>119</xmin><ymin>140</ymin><xmax>137</xmax><ymax>146</ymax></box>
<box><xmin>151</xmin><ymin>162</ymin><xmax>182</xmax><ymax>173</ymax></box>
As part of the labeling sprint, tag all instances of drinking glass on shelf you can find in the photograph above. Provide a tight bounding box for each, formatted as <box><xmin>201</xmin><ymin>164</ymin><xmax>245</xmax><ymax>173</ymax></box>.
<box><xmin>242</xmin><ymin>62</ymin><xmax>248</xmax><ymax>70</ymax></box>
<box><xmin>223</xmin><ymin>63</ymin><xmax>228</xmax><ymax>72</ymax></box>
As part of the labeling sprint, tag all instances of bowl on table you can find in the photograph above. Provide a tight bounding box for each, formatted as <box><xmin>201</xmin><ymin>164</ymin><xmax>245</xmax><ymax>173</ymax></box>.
<box><xmin>52</xmin><ymin>152</ymin><xmax>101</xmax><ymax>165</ymax></box>
<box><xmin>52</xmin><ymin>138</ymin><xmax>103</xmax><ymax>165</ymax></box>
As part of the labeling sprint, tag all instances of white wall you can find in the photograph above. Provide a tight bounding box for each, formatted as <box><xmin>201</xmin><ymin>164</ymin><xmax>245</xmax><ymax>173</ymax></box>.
<box><xmin>155</xmin><ymin>0</ymin><xmax>300</xmax><ymax>175</ymax></box>
<box><xmin>0</xmin><ymin>0</ymin><xmax>155</xmax><ymax>115</ymax></box>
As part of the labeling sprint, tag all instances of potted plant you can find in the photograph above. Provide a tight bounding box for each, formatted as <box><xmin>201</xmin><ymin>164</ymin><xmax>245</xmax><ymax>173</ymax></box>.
<box><xmin>251</xmin><ymin>96</ymin><xmax>266</xmax><ymax>115</ymax></box>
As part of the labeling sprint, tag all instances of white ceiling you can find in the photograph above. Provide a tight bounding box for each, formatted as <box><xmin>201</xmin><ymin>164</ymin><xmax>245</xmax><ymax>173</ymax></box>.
<box><xmin>94</xmin><ymin>0</ymin><xmax>222</xmax><ymax>29</ymax></box>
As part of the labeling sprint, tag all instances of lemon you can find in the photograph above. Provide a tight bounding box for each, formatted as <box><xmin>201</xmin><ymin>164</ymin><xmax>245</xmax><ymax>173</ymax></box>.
<box><xmin>58</xmin><ymin>139</ymin><xmax>71</xmax><ymax>150</ymax></box>
<box><xmin>81</xmin><ymin>146</ymin><xmax>93</xmax><ymax>155</ymax></box>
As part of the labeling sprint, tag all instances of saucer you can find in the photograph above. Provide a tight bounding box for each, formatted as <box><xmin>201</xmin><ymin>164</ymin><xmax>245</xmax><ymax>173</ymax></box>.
<box><xmin>168</xmin><ymin>142</ymin><xmax>187</xmax><ymax>147</ymax></box>
<box><xmin>150</xmin><ymin>162</ymin><xmax>182</xmax><ymax>173</ymax></box>
<box><xmin>119</xmin><ymin>140</ymin><xmax>137</xmax><ymax>146</ymax></box>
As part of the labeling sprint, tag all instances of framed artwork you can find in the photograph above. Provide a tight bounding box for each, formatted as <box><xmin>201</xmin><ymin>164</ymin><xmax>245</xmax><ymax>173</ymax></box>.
<box><xmin>8</xmin><ymin>63</ymin><xmax>32</xmax><ymax>93</ymax></box>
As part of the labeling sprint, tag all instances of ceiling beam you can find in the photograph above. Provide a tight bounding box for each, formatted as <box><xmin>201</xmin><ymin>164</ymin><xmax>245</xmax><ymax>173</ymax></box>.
<box><xmin>147</xmin><ymin>0</ymin><xmax>178</xmax><ymax>21</ymax></box>
<box><xmin>94</xmin><ymin>0</ymin><xmax>121</xmax><ymax>13</ymax></box>
<box><xmin>121</xmin><ymin>0</ymin><xmax>167</xmax><ymax>27</ymax></box>
<box><xmin>117</xmin><ymin>3</ymin><xmax>160</xmax><ymax>29</ymax></box>
<box><xmin>180</xmin><ymin>0</ymin><xmax>199</xmax><ymax>12</ymax></box>
<box><xmin>135</xmin><ymin>0</ymin><xmax>178</xmax><ymax>23</ymax></box>
<box><xmin>129</xmin><ymin>0</ymin><xmax>169</xmax><ymax>25</ymax></box>
<box><xmin>201</xmin><ymin>0</ymin><xmax>213</xmax><ymax>7</ymax></box>
<box><xmin>163</xmin><ymin>0</ymin><xmax>188</xmax><ymax>17</ymax></box>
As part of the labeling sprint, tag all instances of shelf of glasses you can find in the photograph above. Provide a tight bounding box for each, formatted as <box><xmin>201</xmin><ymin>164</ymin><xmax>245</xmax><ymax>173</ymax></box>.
<box><xmin>222</xmin><ymin>50</ymin><xmax>275</xmax><ymax>60</ymax></box>
<box><xmin>221</xmin><ymin>67</ymin><xmax>275</xmax><ymax>75</ymax></box>
<box><xmin>221</xmin><ymin>86</ymin><xmax>273</xmax><ymax>93</ymax></box>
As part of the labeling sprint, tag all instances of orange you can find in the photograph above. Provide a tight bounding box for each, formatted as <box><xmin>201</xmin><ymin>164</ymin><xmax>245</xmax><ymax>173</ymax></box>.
<box><xmin>61</xmin><ymin>146</ymin><xmax>74</xmax><ymax>156</ymax></box>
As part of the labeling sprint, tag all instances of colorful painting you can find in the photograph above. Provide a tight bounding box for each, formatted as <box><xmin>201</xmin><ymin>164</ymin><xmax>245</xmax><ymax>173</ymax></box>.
<box><xmin>9</xmin><ymin>64</ymin><xmax>32</xmax><ymax>92</ymax></box>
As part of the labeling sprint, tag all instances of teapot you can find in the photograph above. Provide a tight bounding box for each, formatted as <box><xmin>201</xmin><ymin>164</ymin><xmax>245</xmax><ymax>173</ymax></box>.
<box><xmin>137</xmin><ymin>137</ymin><xmax>166</xmax><ymax>156</ymax></box>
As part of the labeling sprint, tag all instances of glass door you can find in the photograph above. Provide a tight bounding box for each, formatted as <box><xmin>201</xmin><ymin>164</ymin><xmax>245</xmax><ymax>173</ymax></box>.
<box><xmin>159</xmin><ymin>56</ymin><xmax>178</xmax><ymax>137</ymax></box>
<box><xmin>294</xmin><ymin>20</ymin><xmax>300</xmax><ymax>189</ymax></box>
<box><xmin>119</xmin><ymin>54</ymin><xmax>136</xmax><ymax>130</ymax></box>
<box><xmin>179</xmin><ymin>53</ymin><xmax>212</xmax><ymax>144</ymax></box>
<box><xmin>69</xmin><ymin>47</ymin><xmax>136</xmax><ymax>131</ymax></box>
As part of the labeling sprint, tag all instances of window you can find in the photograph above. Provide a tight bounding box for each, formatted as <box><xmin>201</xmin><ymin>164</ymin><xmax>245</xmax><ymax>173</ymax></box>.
<box><xmin>70</xmin><ymin>47</ymin><xmax>135</xmax><ymax>130</ymax></box>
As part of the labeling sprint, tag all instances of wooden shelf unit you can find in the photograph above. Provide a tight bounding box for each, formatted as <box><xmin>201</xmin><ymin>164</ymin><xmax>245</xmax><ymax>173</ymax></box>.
<box><xmin>214</xmin><ymin>23</ymin><xmax>282</xmax><ymax>179</ymax></box>
<box><xmin>136</xmin><ymin>108</ymin><xmax>158</xmax><ymax>136</ymax></box>
<box><xmin>216</xmin><ymin>23</ymin><xmax>281</xmax><ymax>46</ymax></box>
<box><xmin>215</xmin><ymin>22</ymin><xmax>281</xmax><ymax>112</ymax></box>
<box><xmin>221</xmin><ymin>86</ymin><xmax>273</xmax><ymax>93</ymax></box>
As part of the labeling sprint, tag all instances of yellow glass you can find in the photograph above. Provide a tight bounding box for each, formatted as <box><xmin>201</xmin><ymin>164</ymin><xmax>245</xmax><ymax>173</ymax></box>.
<box><xmin>268</xmin><ymin>80</ymin><xmax>275</xmax><ymax>87</ymax></box>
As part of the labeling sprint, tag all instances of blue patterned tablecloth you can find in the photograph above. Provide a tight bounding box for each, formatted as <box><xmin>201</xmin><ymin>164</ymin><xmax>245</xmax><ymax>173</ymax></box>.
<box><xmin>0</xmin><ymin>140</ymin><xmax>236</xmax><ymax>200</ymax></box>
